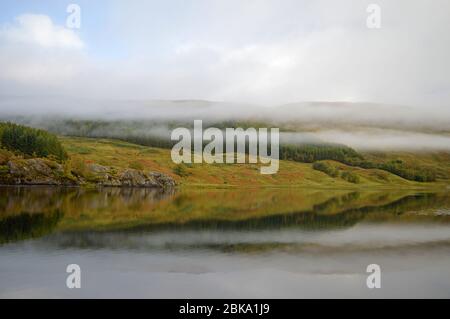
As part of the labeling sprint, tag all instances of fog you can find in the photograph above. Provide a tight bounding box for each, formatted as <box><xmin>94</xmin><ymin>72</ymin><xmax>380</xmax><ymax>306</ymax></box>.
<box><xmin>1</xmin><ymin>96</ymin><xmax>449</xmax><ymax>130</ymax></box>
<box><xmin>1</xmin><ymin>96</ymin><xmax>450</xmax><ymax>151</ymax></box>
<box><xmin>282</xmin><ymin>130</ymin><xmax>450</xmax><ymax>151</ymax></box>
<box><xmin>1</xmin><ymin>0</ymin><xmax>449</xmax><ymax>152</ymax></box>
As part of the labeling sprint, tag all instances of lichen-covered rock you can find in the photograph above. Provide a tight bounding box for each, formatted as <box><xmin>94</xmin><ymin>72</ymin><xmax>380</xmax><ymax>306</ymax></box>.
<box><xmin>87</xmin><ymin>163</ymin><xmax>109</xmax><ymax>174</ymax></box>
<box><xmin>83</xmin><ymin>165</ymin><xmax>176</xmax><ymax>188</ymax></box>
<box><xmin>118</xmin><ymin>169</ymin><xmax>150</xmax><ymax>186</ymax></box>
<box><xmin>3</xmin><ymin>159</ymin><xmax>77</xmax><ymax>186</ymax></box>
<box><xmin>84</xmin><ymin>163</ymin><xmax>112</xmax><ymax>182</ymax></box>
<box><xmin>149</xmin><ymin>172</ymin><xmax>177</xmax><ymax>188</ymax></box>
<box><xmin>111</xmin><ymin>169</ymin><xmax>175</xmax><ymax>188</ymax></box>
<box><xmin>1</xmin><ymin>158</ymin><xmax>176</xmax><ymax>188</ymax></box>
<box><xmin>96</xmin><ymin>174</ymin><xmax>122</xmax><ymax>187</ymax></box>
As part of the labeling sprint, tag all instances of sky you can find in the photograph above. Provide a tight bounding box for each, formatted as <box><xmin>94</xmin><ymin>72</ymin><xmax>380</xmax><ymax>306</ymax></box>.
<box><xmin>0</xmin><ymin>0</ymin><xmax>449</xmax><ymax>109</ymax></box>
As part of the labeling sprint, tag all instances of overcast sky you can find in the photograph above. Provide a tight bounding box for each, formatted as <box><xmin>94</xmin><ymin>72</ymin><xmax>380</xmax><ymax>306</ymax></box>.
<box><xmin>0</xmin><ymin>0</ymin><xmax>449</xmax><ymax>109</ymax></box>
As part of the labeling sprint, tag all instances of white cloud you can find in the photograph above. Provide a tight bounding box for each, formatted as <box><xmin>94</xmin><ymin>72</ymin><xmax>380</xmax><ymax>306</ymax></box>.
<box><xmin>0</xmin><ymin>14</ymin><xmax>86</xmax><ymax>87</ymax></box>
<box><xmin>0</xmin><ymin>14</ymin><xmax>83</xmax><ymax>49</ymax></box>
<box><xmin>0</xmin><ymin>1</ymin><xmax>449</xmax><ymax>112</ymax></box>
<box><xmin>101</xmin><ymin>0</ymin><xmax>450</xmax><ymax>107</ymax></box>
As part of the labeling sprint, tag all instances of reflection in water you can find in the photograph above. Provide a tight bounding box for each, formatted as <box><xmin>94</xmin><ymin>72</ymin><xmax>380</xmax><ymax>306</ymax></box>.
<box><xmin>1</xmin><ymin>187</ymin><xmax>450</xmax><ymax>246</ymax></box>
<box><xmin>0</xmin><ymin>210</ymin><xmax>63</xmax><ymax>244</ymax></box>
<box><xmin>1</xmin><ymin>186</ymin><xmax>450</xmax><ymax>298</ymax></box>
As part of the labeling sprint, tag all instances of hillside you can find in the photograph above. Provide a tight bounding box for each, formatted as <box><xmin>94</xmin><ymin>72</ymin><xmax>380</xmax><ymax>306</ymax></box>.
<box><xmin>60</xmin><ymin>136</ymin><xmax>450</xmax><ymax>189</ymax></box>
<box><xmin>1</xmin><ymin>120</ymin><xmax>449</xmax><ymax>189</ymax></box>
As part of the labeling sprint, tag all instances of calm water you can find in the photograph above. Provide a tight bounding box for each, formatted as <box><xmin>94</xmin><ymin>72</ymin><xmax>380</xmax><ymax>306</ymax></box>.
<box><xmin>1</xmin><ymin>186</ymin><xmax>450</xmax><ymax>298</ymax></box>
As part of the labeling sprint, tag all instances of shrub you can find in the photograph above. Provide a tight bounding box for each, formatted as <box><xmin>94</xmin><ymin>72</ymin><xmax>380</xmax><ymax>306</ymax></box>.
<box><xmin>0</xmin><ymin>149</ymin><xmax>12</xmax><ymax>165</ymax></box>
<box><xmin>341</xmin><ymin>171</ymin><xmax>360</xmax><ymax>184</ymax></box>
<box><xmin>173</xmin><ymin>164</ymin><xmax>190</xmax><ymax>177</ymax></box>
<box><xmin>312</xmin><ymin>161</ymin><xmax>339</xmax><ymax>177</ymax></box>
<box><xmin>377</xmin><ymin>160</ymin><xmax>436</xmax><ymax>182</ymax></box>
<box><xmin>371</xmin><ymin>171</ymin><xmax>389</xmax><ymax>181</ymax></box>
<box><xmin>0</xmin><ymin>165</ymin><xmax>9</xmax><ymax>175</ymax></box>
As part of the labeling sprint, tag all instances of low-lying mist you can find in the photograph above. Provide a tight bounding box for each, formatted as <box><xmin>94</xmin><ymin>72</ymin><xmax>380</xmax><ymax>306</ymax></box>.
<box><xmin>1</xmin><ymin>96</ymin><xmax>449</xmax><ymax>152</ymax></box>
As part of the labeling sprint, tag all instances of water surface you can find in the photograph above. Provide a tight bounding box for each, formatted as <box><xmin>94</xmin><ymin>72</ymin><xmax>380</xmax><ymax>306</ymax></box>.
<box><xmin>1</xmin><ymin>186</ymin><xmax>450</xmax><ymax>298</ymax></box>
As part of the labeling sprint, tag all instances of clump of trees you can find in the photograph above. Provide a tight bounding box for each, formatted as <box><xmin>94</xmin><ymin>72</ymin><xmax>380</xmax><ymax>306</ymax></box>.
<box><xmin>312</xmin><ymin>161</ymin><xmax>339</xmax><ymax>177</ymax></box>
<box><xmin>0</xmin><ymin>122</ymin><xmax>68</xmax><ymax>161</ymax></box>
<box><xmin>312</xmin><ymin>161</ymin><xmax>361</xmax><ymax>183</ymax></box>
<box><xmin>356</xmin><ymin>159</ymin><xmax>435</xmax><ymax>182</ymax></box>
<box><xmin>375</xmin><ymin>160</ymin><xmax>435</xmax><ymax>182</ymax></box>
<box><xmin>284</xmin><ymin>143</ymin><xmax>435</xmax><ymax>183</ymax></box>
<box><xmin>280</xmin><ymin>143</ymin><xmax>363</xmax><ymax>163</ymax></box>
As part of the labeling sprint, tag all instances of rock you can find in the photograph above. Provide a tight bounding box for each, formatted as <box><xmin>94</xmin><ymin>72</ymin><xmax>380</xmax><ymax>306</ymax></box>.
<box><xmin>95</xmin><ymin>169</ymin><xmax>176</xmax><ymax>188</ymax></box>
<box><xmin>2</xmin><ymin>158</ymin><xmax>176</xmax><ymax>188</ymax></box>
<box><xmin>85</xmin><ymin>163</ymin><xmax>111</xmax><ymax>182</ymax></box>
<box><xmin>29</xmin><ymin>159</ymin><xmax>60</xmax><ymax>176</ymax></box>
<box><xmin>4</xmin><ymin>159</ymin><xmax>76</xmax><ymax>186</ymax></box>
<box><xmin>119</xmin><ymin>169</ymin><xmax>149</xmax><ymax>186</ymax></box>
<box><xmin>149</xmin><ymin>172</ymin><xmax>177</xmax><ymax>188</ymax></box>
<box><xmin>87</xmin><ymin>163</ymin><xmax>109</xmax><ymax>174</ymax></box>
<box><xmin>95</xmin><ymin>171</ymin><xmax>121</xmax><ymax>187</ymax></box>
<box><xmin>88</xmin><ymin>165</ymin><xmax>176</xmax><ymax>188</ymax></box>
<box><xmin>7</xmin><ymin>160</ymin><xmax>25</xmax><ymax>176</ymax></box>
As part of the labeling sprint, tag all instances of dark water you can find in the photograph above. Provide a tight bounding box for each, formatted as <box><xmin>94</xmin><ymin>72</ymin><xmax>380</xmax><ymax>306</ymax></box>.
<box><xmin>1</xmin><ymin>186</ymin><xmax>450</xmax><ymax>298</ymax></box>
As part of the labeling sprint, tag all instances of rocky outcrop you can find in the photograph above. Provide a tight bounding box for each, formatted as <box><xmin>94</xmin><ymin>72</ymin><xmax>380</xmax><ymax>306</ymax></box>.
<box><xmin>1</xmin><ymin>159</ymin><xmax>176</xmax><ymax>188</ymax></box>
<box><xmin>95</xmin><ymin>168</ymin><xmax>176</xmax><ymax>188</ymax></box>
<box><xmin>148</xmin><ymin>172</ymin><xmax>177</xmax><ymax>188</ymax></box>
<box><xmin>4</xmin><ymin>159</ymin><xmax>77</xmax><ymax>186</ymax></box>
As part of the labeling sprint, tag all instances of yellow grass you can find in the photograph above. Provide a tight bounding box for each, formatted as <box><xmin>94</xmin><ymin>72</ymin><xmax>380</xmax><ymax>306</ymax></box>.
<box><xmin>60</xmin><ymin>136</ymin><xmax>448</xmax><ymax>189</ymax></box>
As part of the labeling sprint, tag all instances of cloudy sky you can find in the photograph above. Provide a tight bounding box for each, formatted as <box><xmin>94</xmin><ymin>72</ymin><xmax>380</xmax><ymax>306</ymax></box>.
<box><xmin>0</xmin><ymin>0</ymin><xmax>449</xmax><ymax>108</ymax></box>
